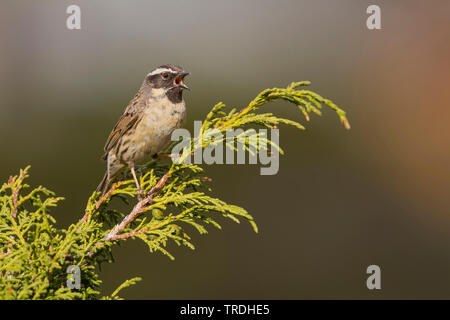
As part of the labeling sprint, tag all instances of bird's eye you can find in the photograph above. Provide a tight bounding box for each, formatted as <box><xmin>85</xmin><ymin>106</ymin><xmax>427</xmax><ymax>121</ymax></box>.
<box><xmin>161</xmin><ymin>73</ymin><xmax>169</xmax><ymax>79</ymax></box>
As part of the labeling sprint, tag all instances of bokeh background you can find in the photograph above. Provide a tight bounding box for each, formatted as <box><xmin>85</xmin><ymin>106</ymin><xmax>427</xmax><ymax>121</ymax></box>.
<box><xmin>1</xmin><ymin>0</ymin><xmax>449</xmax><ymax>299</ymax></box>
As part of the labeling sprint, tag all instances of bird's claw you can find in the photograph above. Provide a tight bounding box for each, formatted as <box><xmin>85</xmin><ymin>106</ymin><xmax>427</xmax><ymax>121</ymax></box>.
<box><xmin>137</xmin><ymin>189</ymin><xmax>145</xmax><ymax>200</ymax></box>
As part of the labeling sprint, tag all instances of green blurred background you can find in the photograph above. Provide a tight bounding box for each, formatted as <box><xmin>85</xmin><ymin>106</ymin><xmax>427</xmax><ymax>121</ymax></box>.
<box><xmin>1</xmin><ymin>0</ymin><xmax>449</xmax><ymax>299</ymax></box>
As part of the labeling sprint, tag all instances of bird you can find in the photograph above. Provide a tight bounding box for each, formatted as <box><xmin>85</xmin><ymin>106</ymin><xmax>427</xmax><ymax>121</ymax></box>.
<box><xmin>96</xmin><ymin>64</ymin><xmax>190</xmax><ymax>196</ymax></box>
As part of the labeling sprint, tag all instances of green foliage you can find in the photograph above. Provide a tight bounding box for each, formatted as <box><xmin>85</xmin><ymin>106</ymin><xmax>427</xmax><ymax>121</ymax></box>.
<box><xmin>0</xmin><ymin>82</ymin><xmax>349</xmax><ymax>299</ymax></box>
<box><xmin>0</xmin><ymin>167</ymin><xmax>136</xmax><ymax>299</ymax></box>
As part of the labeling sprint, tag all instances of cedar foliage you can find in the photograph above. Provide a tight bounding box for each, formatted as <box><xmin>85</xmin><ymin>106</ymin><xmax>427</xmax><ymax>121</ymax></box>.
<box><xmin>0</xmin><ymin>82</ymin><xmax>349</xmax><ymax>299</ymax></box>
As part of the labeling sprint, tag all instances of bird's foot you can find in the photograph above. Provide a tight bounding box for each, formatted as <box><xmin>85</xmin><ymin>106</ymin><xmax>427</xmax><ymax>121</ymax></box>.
<box><xmin>152</xmin><ymin>153</ymin><xmax>173</xmax><ymax>159</ymax></box>
<box><xmin>136</xmin><ymin>188</ymin><xmax>146</xmax><ymax>200</ymax></box>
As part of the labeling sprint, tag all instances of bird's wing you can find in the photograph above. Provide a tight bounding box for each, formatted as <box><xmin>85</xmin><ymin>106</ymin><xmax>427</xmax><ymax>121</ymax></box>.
<box><xmin>102</xmin><ymin>92</ymin><xmax>145</xmax><ymax>160</ymax></box>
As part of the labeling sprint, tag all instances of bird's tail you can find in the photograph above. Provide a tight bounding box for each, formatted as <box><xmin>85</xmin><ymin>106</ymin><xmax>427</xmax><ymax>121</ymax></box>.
<box><xmin>96</xmin><ymin>172</ymin><xmax>110</xmax><ymax>196</ymax></box>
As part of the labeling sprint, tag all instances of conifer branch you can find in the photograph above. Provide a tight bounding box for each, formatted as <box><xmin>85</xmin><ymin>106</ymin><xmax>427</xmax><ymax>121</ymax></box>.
<box><xmin>0</xmin><ymin>81</ymin><xmax>349</xmax><ymax>299</ymax></box>
<box><xmin>103</xmin><ymin>170</ymin><xmax>171</xmax><ymax>241</ymax></box>
<box><xmin>7</xmin><ymin>167</ymin><xmax>28</xmax><ymax>219</ymax></box>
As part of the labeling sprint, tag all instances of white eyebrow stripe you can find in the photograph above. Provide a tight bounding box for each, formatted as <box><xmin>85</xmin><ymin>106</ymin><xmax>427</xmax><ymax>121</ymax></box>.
<box><xmin>147</xmin><ymin>68</ymin><xmax>177</xmax><ymax>76</ymax></box>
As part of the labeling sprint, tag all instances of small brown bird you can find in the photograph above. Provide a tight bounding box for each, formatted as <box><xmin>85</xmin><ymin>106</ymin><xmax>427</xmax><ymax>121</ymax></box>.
<box><xmin>96</xmin><ymin>64</ymin><xmax>190</xmax><ymax>196</ymax></box>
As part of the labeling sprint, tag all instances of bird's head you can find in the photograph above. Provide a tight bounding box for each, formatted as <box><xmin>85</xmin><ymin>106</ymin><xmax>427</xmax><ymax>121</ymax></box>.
<box><xmin>145</xmin><ymin>64</ymin><xmax>190</xmax><ymax>103</ymax></box>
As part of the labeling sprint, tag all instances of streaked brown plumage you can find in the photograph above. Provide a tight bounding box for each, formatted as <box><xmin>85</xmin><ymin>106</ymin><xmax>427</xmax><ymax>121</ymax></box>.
<box><xmin>97</xmin><ymin>64</ymin><xmax>190</xmax><ymax>196</ymax></box>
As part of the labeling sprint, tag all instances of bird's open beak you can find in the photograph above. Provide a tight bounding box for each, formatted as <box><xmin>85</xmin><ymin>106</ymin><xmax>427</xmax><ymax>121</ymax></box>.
<box><xmin>174</xmin><ymin>72</ymin><xmax>190</xmax><ymax>91</ymax></box>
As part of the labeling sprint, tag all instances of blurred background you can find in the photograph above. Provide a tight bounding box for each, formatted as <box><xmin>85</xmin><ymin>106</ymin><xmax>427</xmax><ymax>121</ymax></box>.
<box><xmin>0</xmin><ymin>0</ymin><xmax>449</xmax><ymax>299</ymax></box>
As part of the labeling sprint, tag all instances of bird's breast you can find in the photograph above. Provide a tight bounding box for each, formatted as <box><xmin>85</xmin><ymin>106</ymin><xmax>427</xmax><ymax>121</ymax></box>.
<box><xmin>131</xmin><ymin>98</ymin><xmax>186</xmax><ymax>161</ymax></box>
